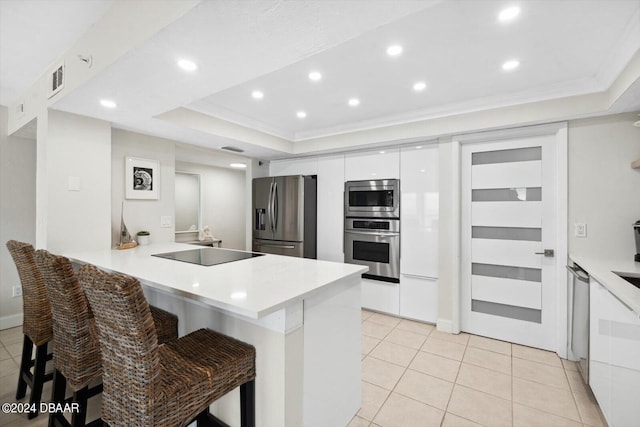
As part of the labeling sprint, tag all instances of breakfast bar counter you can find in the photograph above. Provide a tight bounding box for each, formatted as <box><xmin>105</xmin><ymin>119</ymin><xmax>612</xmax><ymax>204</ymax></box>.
<box><xmin>65</xmin><ymin>242</ymin><xmax>367</xmax><ymax>427</ymax></box>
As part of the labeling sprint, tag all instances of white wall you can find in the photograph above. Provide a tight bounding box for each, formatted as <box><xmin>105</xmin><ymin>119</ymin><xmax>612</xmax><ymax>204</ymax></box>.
<box><xmin>568</xmin><ymin>112</ymin><xmax>640</xmax><ymax>259</ymax></box>
<box><xmin>0</xmin><ymin>107</ymin><xmax>36</xmax><ymax>328</ymax></box>
<box><xmin>175</xmin><ymin>161</ymin><xmax>246</xmax><ymax>250</ymax></box>
<box><xmin>44</xmin><ymin>110</ymin><xmax>111</xmax><ymax>253</ymax></box>
<box><xmin>111</xmin><ymin>129</ymin><xmax>176</xmax><ymax>246</ymax></box>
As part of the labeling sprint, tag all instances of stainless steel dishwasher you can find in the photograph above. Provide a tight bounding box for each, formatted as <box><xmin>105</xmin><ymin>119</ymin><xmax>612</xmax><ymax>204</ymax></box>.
<box><xmin>567</xmin><ymin>263</ymin><xmax>590</xmax><ymax>384</ymax></box>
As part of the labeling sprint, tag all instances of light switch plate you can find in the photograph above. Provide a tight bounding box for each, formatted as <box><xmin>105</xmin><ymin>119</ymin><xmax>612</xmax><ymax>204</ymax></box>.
<box><xmin>574</xmin><ymin>223</ymin><xmax>587</xmax><ymax>238</ymax></box>
<box><xmin>160</xmin><ymin>216</ymin><xmax>172</xmax><ymax>228</ymax></box>
<box><xmin>12</xmin><ymin>285</ymin><xmax>22</xmax><ymax>297</ymax></box>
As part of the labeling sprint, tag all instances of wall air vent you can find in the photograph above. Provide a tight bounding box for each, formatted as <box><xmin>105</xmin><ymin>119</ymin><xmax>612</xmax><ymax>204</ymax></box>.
<box><xmin>48</xmin><ymin>62</ymin><xmax>65</xmax><ymax>99</ymax></box>
<box><xmin>221</xmin><ymin>146</ymin><xmax>244</xmax><ymax>153</ymax></box>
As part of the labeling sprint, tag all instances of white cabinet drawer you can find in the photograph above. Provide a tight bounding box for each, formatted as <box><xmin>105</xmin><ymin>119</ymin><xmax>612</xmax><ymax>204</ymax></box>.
<box><xmin>399</xmin><ymin>275</ymin><xmax>438</xmax><ymax>323</ymax></box>
<box><xmin>361</xmin><ymin>278</ymin><xmax>399</xmax><ymax>315</ymax></box>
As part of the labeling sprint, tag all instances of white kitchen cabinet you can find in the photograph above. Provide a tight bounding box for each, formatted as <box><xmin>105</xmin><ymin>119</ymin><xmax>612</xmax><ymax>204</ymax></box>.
<box><xmin>270</xmin><ymin>158</ymin><xmax>318</xmax><ymax>176</ymax></box>
<box><xmin>399</xmin><ymin>274</ymin><xmax>438</xmax><ymax>323</ymax></box>
<box><xmin>316</xmin><ymin>155</ymin><xmax>345</xmax><ymax>262</ymax></box>
<box><xmin>589</xmin><ymin>277</ymin><xmax>640</xmax><ymax>427</ymax></box>
<box><xmin>400</xmin><ymin>145</ymin><xmax>438</xmax><ymax>278</ymax></box>
<box><xmin>361</xmin><ymin>278</ymin><xmax>399</xmax><ymax>315</ymax></box>
<box><xmin>344</xmin><ymin>149</ymin><xmax>400</xmax><ymax>181</ymax></box>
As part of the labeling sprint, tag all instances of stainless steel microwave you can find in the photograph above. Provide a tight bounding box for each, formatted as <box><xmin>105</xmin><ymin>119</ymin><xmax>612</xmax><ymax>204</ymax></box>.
<box><xmin>344</xmin><ymin>179</ymin><xmax>400</xmax><ymax>219</ymax></box>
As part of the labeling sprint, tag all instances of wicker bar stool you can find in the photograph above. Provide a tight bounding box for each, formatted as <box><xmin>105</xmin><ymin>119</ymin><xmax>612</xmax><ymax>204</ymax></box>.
<box><xmin>78</xmin><ymin>264</ymin><xmax>256</xmax><ymax>427</ymax></box>
<box><xmin>6</xmin><ymin>240</ymin><xmax>54</xmax><ymax>419</ymax></box>
<box><xmin>34</xmin><ymin>249</ymin><xmax>180</xmax><ymax>427</ymax></box>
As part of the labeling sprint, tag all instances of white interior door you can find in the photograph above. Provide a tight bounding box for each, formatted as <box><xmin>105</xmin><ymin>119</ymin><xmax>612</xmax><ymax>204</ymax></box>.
<box><xmin>461</xmin><ymin>135</ymin><xmax>558</xmax><ymax>350</ymax></box>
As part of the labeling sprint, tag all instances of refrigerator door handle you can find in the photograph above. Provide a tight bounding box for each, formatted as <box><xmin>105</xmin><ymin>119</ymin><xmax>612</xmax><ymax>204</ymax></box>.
<box><xmin>273</xmin><ymin>181</ymin><xmax>278</xmax><ymax>232</ymax></box>
<box><xmin>258</xmin><ymin>243</ymin><xmax>296</xmax><ymax>250</ymax></box>
<box><xmin>268</xmin><ymin>181</ymin><xmax>274</xmax><ymax>233</ymax></box>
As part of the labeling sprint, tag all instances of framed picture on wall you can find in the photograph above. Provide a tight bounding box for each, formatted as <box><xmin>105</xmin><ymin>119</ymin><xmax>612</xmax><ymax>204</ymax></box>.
<box><xmin>125</xmin><ymin>157</ymin><xmax>159</xmax><ymax>200</ymax></box>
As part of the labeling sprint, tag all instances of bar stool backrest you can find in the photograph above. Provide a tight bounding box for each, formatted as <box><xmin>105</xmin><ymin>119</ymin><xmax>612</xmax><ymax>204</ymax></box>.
<box><xmin>78</xmin><ymin>264</ymin><xmax>160</xmax><ymax>424</ymax></box>
<box><xmin>35</xmin><ymin>250</ymin><xmax>101</xmax><ymax>391</ymax></box>
<box><xmin>6</xmin><ymin>240</ymin><xmax>52</xmax><ymax>345</ymax></box>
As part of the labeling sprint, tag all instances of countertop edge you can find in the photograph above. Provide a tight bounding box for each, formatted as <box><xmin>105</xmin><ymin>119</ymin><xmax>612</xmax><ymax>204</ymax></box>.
<box><xmin>570</xmin><ymin>255</ymin><xmax>640</xmax><ymax>316</ymax></box>
<box><xmin>66</xmin><ymin>246</ymin><xmax>368</xmax><ymax>320</ymax></box>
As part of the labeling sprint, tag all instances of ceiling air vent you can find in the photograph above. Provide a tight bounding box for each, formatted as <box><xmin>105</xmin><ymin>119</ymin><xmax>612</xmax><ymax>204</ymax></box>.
<box><xmin>48</xmin><ymin>62</ymin><xmax>65</xmax><ymax>99</ymax></box>
<box><xmin>221</xmin><ymin>146</ymin><xmax>244</xmax><ymax>153</ymax></box>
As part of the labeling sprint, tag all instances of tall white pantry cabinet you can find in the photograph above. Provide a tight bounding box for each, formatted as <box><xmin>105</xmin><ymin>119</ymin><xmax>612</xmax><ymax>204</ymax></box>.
<box><xmin>269</xmin><ymin>144</ymin><xmax>439</xmax><ymax>323</ymax></box>
<box><xmin>399</xmin><ymin>145</ymin><xmax>439</xmax><ymax>323</ymax></box>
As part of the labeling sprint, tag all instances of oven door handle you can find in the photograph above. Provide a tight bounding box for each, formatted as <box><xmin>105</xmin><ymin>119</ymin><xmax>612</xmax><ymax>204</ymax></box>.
<box><xmin>344</xmin><ymin>231</ymin><xmax>399</xmax><ymax>237</ymax></box>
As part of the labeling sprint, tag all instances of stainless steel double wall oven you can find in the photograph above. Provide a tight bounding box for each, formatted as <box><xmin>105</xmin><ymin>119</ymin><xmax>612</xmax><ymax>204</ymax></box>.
<box><xmin>344</xmin><ymin>179</ymin><xmax>400</xmax><ymax>283</ymax></box>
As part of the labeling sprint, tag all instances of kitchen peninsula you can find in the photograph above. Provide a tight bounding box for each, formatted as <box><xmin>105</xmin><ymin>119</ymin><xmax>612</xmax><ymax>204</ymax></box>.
<box><xmin>64</xmin><ymin>243</ymin><xmax>367</xmax><ymax>427</ymax></box>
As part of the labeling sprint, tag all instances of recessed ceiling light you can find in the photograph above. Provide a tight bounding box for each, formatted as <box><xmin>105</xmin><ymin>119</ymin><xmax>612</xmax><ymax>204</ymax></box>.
<box><xmin>296</xmin><ymin>111</ymin><xmax>307</xmax><ymax>119</ymax></box>
<box><xmin>99</xmin><ymin>99</ymin><xmax>117</xmax><ymax>109</ymax></box>
<box><xmin>230</xmin><ymin>163</ymin><xmax>247</xmax><ymax>169</ymax></box>
<box><xmin>502</xmin><ymin>59</ymin><xmax>520</xmax><ymax>71</ymax></box>
<box><xmin>416</xmin><ymin>146</ymin><xmax>422</xmax><ymax>149</ymax></box>
<box><xmin>251</xmin><ymin>90</ymin><xmax>264</xmax><ymax>99</ymax></box>
<box><xmin>379</xmin><ymin>151</ymin><xmax>385</xmax><ymax>154</ymax></box>
<box><xmin>348</xmin><ymin>98</ymin><xmax>360</xmax><ymax>107</ymax></box>
<box><xmin>177</xmin><ymin>59</ymin><xmax>197</xmax><ymax>72</ymax></box>
<box><xmin>413</xmin><ymin>81</ymin><xmax>427</xmax><ymax>92</ymax></box>
<box><xmin>498</xmin><ymin>6</ymin><xmax>521</xmax><ymax>22</ymax></box>
<box><xmin>308</xmin><ymin>71</ymin><xmax>322</xmax><ymax>81</ymax></box>
<box><xmin>386</xmin><ymin>45</ymin><xmax>403</xmax><ymax>56</ymax></box>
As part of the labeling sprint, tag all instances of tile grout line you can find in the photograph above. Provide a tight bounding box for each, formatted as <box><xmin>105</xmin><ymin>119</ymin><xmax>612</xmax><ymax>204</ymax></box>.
<box><xmin>365</xmin><ymin>318</ymin><xmax>437</xmax><ymax>425</ymax></box>
<box><xmin>564</xmin><ymin>363</ymin><xmax>587</xmax><ymax>426</ymax></box>
<box><xmin>511</xmin><ymin>357</ymin><xmax>593</xmax><ymax>426</ymax></box>
<box><xmin>511</xmin><ymin>343</ymin><xmax>514</xmax><ymax>427</ymax></box>
<box><xmin>440</xmin><ymin>336</ymin><xmax>469</xmax><ymax>427</ymax></box>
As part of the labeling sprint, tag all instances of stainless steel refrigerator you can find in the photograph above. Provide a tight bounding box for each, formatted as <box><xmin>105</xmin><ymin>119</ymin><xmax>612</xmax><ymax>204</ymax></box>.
<box><xmin>252</xmin><ymin>175</ymin><xmax>317</xmax><ymax>258</ymax></box>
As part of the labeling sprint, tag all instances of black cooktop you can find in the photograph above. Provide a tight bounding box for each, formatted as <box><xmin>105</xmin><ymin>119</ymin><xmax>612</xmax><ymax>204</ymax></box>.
<box><xmin>152</xmin><ymin>248</ymin><xmax>264</xmax><ymax>266</ymax></box>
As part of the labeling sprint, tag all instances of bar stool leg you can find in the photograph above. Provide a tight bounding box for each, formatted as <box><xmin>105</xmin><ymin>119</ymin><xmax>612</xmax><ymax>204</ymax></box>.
<box><xmin>16</xmin><ymin>335</ymin><xmax>33</xmax><ymax>399</ymax></box>
<box><xmin>240</xmin><ymin>380</ymin><xmax>255</xmax><ymax>427</ymax></box>
<box><xmin>70</xmin><ymin>386</ymin><xmax>89</xmax><ymax>427</ymax></box>
<box><xmin>49</xmin><ymin>369</ymin><xmax>67</xmax><ymax>427</ymax></box>
<box><xmin>27</xmin><ymin>342</ymin><xmax>48</xmax><ymax>419</ymax></box>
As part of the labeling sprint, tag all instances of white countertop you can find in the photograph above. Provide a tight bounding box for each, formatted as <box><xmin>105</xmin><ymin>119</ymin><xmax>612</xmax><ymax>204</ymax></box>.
<box><xmin>64</xmin><ymin>242</ymin><xmax>367</xmax><ymax>319</ymax></box>
<box><xmin>570</xmin><ymin>254</ymin><xmax>640</xmax><ymax>315</ymax></box>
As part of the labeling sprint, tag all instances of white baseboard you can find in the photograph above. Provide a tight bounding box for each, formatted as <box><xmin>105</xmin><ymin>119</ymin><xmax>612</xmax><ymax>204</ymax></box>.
<box><xmin>436</xmin><ymin>318</ymin><xmax>454</xmax><ymax>333</ymax></box>
<box><xmin>0</xmin><ymin>313</ymin><xmax>23</xmax><ymax>330</ymax></box>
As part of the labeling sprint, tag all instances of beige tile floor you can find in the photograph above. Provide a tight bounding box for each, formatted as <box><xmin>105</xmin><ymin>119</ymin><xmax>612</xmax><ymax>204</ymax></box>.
<box><xmin>350</xmin><ymin>310</ymin><xmax>608</xmax><ymax>427</ymax></box>
<box><xmin>0</xmin><ymin>311</ymin><xmax>607</xmax><ymax>427</ymax></box>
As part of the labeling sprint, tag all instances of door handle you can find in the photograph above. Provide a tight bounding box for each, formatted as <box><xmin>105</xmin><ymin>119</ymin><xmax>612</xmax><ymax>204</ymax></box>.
<box><xmin>259</xmin><ymin>243</ymin><xmax>296</xmax><ymax>249</ymax></box>
<box><xmin>273</xmin><ymin>182</ymin><xmax>278</xmax><ymax>232</ymax></box>
<box><xmin>535</xmin><ymin>249</ymin><xmax>555</xmax><ymax>257</ymax></box>
<box><xmin>566</xmin><ymin>265</ymin><xmax>589</xmax><ymax>282</ymax></box>
<box><xmin>268</xmin><ymin>181</ymin><xmax>274</xmax><ymax>233</ymax></box>
<box><xmin>344</xmin><ymin>231</ymin><xmax>399</xmax><ymax>237</ymax></box>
